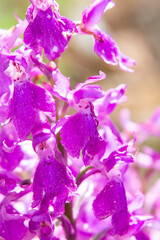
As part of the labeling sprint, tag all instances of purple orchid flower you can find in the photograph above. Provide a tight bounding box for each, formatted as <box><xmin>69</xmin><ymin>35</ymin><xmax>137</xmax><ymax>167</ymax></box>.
<box><xmin>29</xmin><ymin>210</ymin><xmax>59</xmax><ymax>240</ymax></box>
<box><xmin>32</xmin><ymin>137</ymin><xmax>77</xmax><ymax>217</ymax></box>
<box><xmin>5</xmin><ymin>61</ymin><xmax>55</xmax><ymax>141</ymax></box>
<box><xmin>0</xmin><ymin>204</ymin><xmax>30</xmax><ymax>240</ymax></box>
<box><xmin>32</xmin><ymin>155</ymin><xmax>76</xmax><ymax>216</ymax></box>
<box><xmin>82</xmin><ymin>0</ymin><xmax>115</xmax><ymax>29</ymax></box>
<box><xmin>79</xmin><ymin>0</ymin><xmax>135</xmax><ymax>71</ymax></box>
<box><xmin>93</xmin><ymin>172</ymin><xmax>129</xmax><ymax>235</ymax></box>
<box><xmin>24</xmin><ymin>5</ymin><xmax>77</xmax><ymax>60</ymax></box>
<box><xmin>60</xmin><ymin>103</ymin><xmax>100</xmax><ymax>159</ymax></box>
<box><xmin>60</xmin><ymin>83</ymin><xmax>105</xmax><ymax>159</ymax></box>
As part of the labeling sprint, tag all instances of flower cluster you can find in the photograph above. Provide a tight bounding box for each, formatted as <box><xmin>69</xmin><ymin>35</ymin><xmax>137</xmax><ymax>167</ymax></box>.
<box><xmin>0</xmin><ymin>0</ymin><xmax>159</xmax><ymax>239</ymax></box>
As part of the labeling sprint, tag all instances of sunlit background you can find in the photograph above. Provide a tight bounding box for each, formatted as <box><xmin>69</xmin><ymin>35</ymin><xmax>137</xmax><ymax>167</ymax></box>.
<box><xmin>0</xmin><ymin>0</ymin><xmax>160</xmax><ymax>147</ymax></box>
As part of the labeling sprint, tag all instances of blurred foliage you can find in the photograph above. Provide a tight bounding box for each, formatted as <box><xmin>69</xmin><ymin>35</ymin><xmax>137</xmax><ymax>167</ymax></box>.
<box><xmin>0</xmin><ymin>0</ymin><xmax>30</xmax><ymax>28</ymax></box>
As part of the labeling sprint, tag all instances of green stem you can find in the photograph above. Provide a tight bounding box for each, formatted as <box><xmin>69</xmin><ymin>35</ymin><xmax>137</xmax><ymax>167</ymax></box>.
<box><xmin>76</xmin><ymin>166</ymin><xmax>93</xmax><ymax>184</ymax></box>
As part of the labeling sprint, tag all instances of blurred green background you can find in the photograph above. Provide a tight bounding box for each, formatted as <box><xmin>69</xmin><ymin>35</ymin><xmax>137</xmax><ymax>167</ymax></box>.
<box><xmin>0</xmin><ymin>0</ymin><xmax>160</xmax><ymax>126</ymax></box>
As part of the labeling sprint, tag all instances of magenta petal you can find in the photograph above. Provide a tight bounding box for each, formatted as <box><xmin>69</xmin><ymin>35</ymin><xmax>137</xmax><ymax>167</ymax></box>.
<box><xmin>93</xmin><ymin>178</ymin><xmax>129</xmax><ymax>235</ymax></box>
<box><xmin>75</xmin><ymin>71</ymin><xmax>106</xmax><ymax>91</ymax></box>
<box><xmin>94</xmin><ymin>29</ymin><xmax>135</xmax><ymax>72</ymax></box>
<box><xmin>0</xmin><ymin>218</ymin><xmax>28</xmax><ymax>240</ymax></box>
<box><xmin>0</xmin><ymin>205</ymin><xmax>28</xmax><ymax>240</ymax></box>
<box><xmin>102</xmin><ymin>117</ymin><xmax>123</xmax><ymax>144</ymax></box>
<box><xmin>60</xmin><ymin>111</ymin><xmax>98</xmax><ymax>158</ymax></box>
<box><xmin>111</xmin><ymin>210</ymin><xmax>129</xmax><ymax>235</ymax></box>
<box><xmin>135</xmin><ymin>230</ymin><xmax>150</xmax><ymax>240</ymax></box>
<box><xmin>104</xmin><ymin>144</ymin><xmax>134</xmax><ymax>172</ymax></box>
<box><xmin>51</xmin><ymin>187</ymin><xmax>68</xmax><ymax>217</ymax></box>
<box><xmin>52</xmin><ymin>68</ymin><xmax>71</xmax><ymax>101</ymax></box>
<box><xmin>0</xmin><ymin>105</ymin><xmax>9</xmax><ymax>123</ymax></box>
<box><xmin>94</xmin><ymin>29</ymin><xmax>119</xmax><ymax>65</ymax></box>
<box><xmin>29</xmin><ymin>210</ymin><xmax>59</xmax><ymax>239</ymax></box>
<box><xmin>1</xmin><ymin>144</ymin><xmax>24</xmax><ymax>171</ymax></box>
<box><xmin>31</xmin><ymin>112</ymin><xmax>51</xmax><ymax>145</ymax></box>
<box><xmin>32</xmin><ymin>155</ymin><xmax>76</xmax><ymax>211</ymax></box>
<box><xmin>40</xmin><ymin>225</ymin><xmax>54</xmax><ymax>240</ymax></box>
<box><xmin>73</xmin><ymin>85</ymin><xmax>104</xmax><ymax>104</ymax></box>
<box><xmin>24</xmin><ymin>7</ymin><xmax>76</xmax><ymax>60</ymax></box>
<box><xmin>82</xmin><ymin>0</ymin><xmax>112</xmax><ymax>29</ymax></box>
<box><xmin>119</xmin><ymin>52</ymin><xmax>136</xmax><ymax>72</ymax></box>
<box><xmin>8</xmin><ymin>81</ymin><xmax>55</xmax><ymax>140</ymax></box>
<box><xmin>82</xmin><ymin>136</ymin><xmax>107</xmax><ymax>166</ymax></box>
<box><xmin>28</xmin><ymin>81</ymin><xmax>55</xmax><ymax>118</ymax></box>
<box><xmin>0</xmin><ymin>123</ymin><xmax>25</xmax><ymax>170</ymax></box>
<box><xmin>0</xmin><ymin>171</ymin><xmax>20</xmax><ymax>195</ymax></box>
<box><xmin>97</xmin><ymin>84</ymin><xmax>127</xmax><ymax>115</ymax></box>
<box><xmin>32</xmin><ymin>132</ymin><xmax>51</xmax><ymax>152</ymax></box>
<box><xmin>8</xmin><ymin>82</ymin><xmax>36</xmax><ymax>140</ymax></box>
